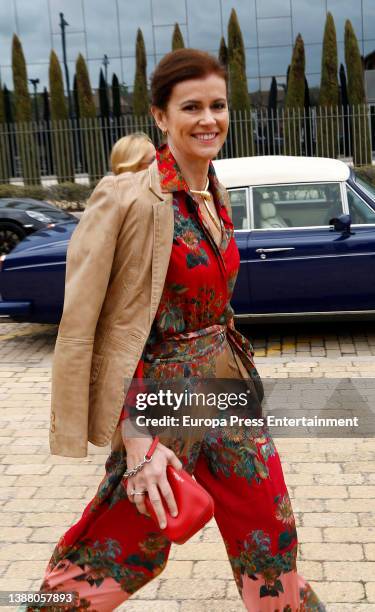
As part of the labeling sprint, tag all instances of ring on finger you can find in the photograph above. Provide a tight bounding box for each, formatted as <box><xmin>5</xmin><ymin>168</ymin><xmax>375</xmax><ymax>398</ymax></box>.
<box><xmin>130</xmin><ymin>489</ymin><xmax>146</xmax><ymax>496</ymax></box>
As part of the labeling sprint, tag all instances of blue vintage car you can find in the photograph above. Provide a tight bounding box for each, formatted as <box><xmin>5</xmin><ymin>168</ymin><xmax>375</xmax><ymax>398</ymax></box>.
<box><xmin>1</xmin><ymin>156</ymin><xmax>375</xmax><ymax>324</ymax></box>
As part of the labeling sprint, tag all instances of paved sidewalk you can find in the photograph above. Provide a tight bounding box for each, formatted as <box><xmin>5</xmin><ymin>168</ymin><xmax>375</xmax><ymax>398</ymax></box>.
<box><xmin>0</xmin><ymin>322</ymin><xmax>374</xmax><ymax>611</ymax></box>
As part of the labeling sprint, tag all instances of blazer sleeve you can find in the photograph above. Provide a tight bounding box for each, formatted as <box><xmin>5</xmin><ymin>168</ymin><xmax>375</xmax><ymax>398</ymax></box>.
<box><xmin>49</xmin><ymin>175</ymin><xmax>122</xmax><ymax>457</ymax></box>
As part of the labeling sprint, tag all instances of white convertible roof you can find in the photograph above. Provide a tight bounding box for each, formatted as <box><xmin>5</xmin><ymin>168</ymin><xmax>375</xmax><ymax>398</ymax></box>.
<box><xmin>212</xmin><ymin>155</ymin><xmax>351</xmax><ymax>188</ymax></box>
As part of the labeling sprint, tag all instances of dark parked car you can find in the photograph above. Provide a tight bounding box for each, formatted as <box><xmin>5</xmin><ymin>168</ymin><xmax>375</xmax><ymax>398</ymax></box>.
<box><xmin>1</xmin><ymin>156</ymin><xmax>375</xmax><ymax>324</ymax></box>
<box><xmin>0</xmin><ymin>198</ymin><xmax>77</xmax><ymax>255</ymax></box>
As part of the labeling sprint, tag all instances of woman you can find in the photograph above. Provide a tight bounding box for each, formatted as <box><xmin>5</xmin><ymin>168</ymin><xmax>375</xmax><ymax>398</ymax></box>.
<box><xmin>24</xmin><ymin>49</ymin><xmax>325</xmax><ymax>612</ymax></box>
<box><xmin>110</xmin><ymin>132</ymin><xmax>156</xmax><ymax>175</ymax></box>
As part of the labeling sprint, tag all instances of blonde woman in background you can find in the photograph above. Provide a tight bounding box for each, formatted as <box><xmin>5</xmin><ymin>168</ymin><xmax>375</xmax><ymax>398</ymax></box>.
<box><xmin>110</xmin><ymin>132</ymin><xmax>156</xmax><ymax>174</ymax></box>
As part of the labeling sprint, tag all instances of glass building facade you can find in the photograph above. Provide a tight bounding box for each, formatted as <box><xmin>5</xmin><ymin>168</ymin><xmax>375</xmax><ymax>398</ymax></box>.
<box><xmin>1</xmin><ymin>0</ymin><xmax>375</xmax><ymax>95</ymax></box>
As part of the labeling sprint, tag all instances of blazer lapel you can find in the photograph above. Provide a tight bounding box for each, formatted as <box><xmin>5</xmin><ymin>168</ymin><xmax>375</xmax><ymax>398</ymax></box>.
<box><xmin>148</xmin><ymin>160</ymin><xmax>174</xmax><ymax>325</ymax></box>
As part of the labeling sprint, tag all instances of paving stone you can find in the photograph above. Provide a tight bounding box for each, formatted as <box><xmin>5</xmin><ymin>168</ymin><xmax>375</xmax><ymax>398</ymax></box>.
<box><xmin>0</xmin><ymin>526</ymin><xmax>33</xmax><ymax>542</ymax></box>
<box><xmin>20</xmin><ymin>513</ymin><xmax>77</xmax><ymax>527</ymax></box>
<box><xmin>172</xmin><ymin>543</ymin><xmax>228</xmax><ymax>561</ymax></box>
<box><xmin>364</xmin><ymin>544</ymin><xmax>375</xmax><ymax>560</ymax></box>
<box><xmin>300</xmin><ymin>543</ymin><xmax>364</xmax><ymax>561</ymax></box>
<box><xmin>0</xmin><ymin>487</ymin><xmax>37</xmax><ymax>499</ymax></box>
<box><xmin>359</xmin><ymin>513</ymin><xmax>375</xmax><ymax>526</ymax></box>
<box><xmin>297</xmin><ymin>560</ymin><xmax>323</xmax><ymax>580</ymax></box>
<box><xmin>323</xmin><ymin>527</ymin><xmax>375</xmax><ymax>542</ymax></box>
<box><xmin>297</xmin><ymin>527</ymin><xmax>323</xmax><ymax>542</ymax></box>
<box><xmin>192</xmin><ymin>561</ymin><xmax>232</xmax><ymax>579</ymax></box>
<box><xmin>342</xmin><ymin>461</ymin><xmax>375</xmax><ymax>473</ymax></box>
<box><xmin>294</xmin><ymin>486</ymin><xmax>348</xmax><ymax>499</ymax></box>
<box><xmin>160</xmin><ymin>561</ymin><xmax>193</xmax><ymax>580</ymax></box>
<box><xmin>303</xmin><ymin>512</ymin><xmax>358</xmax><ymax>527</ymax></box>
<box><xmin>2</xmin><ymin>560</ymin><xmax>46</xmax><ymax>580</ymax></box>
<box><xmin>291</xmin><ymin>462</ymin><xmax>342</xmax><ymax>474</ymax></box>
<box><xmin>309</xmin><ymin>580</ymin><xmax>365</xmax><ymax>602</ymax></box>
<box><xmin>324</xmin><ymin>561</ymin><xmax>375</xmax><ymax>581</ymax></box>
<box><xmin>158</xmin><ymin>578</ymin><xmax>226</xmax><ymax>600</ymax></box>
<box><xmin>326</xmin><ymin>499</ymin><xmax>373</xmax><ymax>513</ymax></box>
<box><xmin>29</xmin><ymin>527</ymin><xmax>67</xmax><ymax>542</ymax></box>
<box><xmin>32</xmin><ymin>486</ymin><xmax>87</xmax><ymax>499</ymax></box>
<box><xmin>349</xmin><ymin>486</ymin><xmax>375</xmax><ymax>498</ymax></box>
<box><xmin>0</xmin><ymin>543</ymin><xmax>53</xmax><ymax>561</ymax></box>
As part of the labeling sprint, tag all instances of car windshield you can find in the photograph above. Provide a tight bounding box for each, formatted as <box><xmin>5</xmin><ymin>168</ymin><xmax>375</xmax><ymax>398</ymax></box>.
<box><xmin>354</xmin><ymin>172</ymin><xmax>375</xmax><ymax>200</ymax></box>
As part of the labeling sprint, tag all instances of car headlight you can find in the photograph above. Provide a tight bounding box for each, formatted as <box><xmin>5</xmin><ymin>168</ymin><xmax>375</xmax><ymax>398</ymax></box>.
<box><xmin>25</xmin><ymin>210</ymin><xmax>52</xmax><ymax>223</ymax></box>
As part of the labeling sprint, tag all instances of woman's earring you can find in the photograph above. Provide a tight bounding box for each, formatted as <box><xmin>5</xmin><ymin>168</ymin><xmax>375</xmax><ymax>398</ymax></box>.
<box><xmin>162</xmin><ymin>128</ymin><xmax>168</xmax><ymax>136</ymax></box>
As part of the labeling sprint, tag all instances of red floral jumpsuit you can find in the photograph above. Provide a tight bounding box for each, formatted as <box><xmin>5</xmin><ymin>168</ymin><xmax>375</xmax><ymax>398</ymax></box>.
<box><xmin>23</xmin><ymin>145</ymin><xmax>326</xmax><ymax>612</ymax></box>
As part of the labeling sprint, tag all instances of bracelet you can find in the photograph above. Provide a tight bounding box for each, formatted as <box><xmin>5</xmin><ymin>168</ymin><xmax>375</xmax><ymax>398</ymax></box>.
<box><xmin>123</xmin><ymin>436</ymin><xmax>160</xmax><ymax>479</ymax></box>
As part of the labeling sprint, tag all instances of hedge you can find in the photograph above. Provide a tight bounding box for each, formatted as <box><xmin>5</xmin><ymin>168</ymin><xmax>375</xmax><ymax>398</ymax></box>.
<box><xmin>0</xmin><ymin>182</ymin><xmax>95</xmax><ymax>211</ymax></box>
<box><xmin>354</xmin><ymin>165</ymin><xmax>375</xmax><ymax>186</ymax></box>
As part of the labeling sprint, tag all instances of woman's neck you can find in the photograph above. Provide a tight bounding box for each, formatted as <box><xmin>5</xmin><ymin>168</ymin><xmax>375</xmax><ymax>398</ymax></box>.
<box><xmin>168</xmin><ymin>142</ymin><xmax>209</xmax><ymax>191</ymax></box>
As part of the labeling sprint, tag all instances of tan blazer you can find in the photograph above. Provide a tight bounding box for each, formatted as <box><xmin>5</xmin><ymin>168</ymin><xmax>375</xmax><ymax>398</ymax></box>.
<box><xmin>49</xmin><ymin>160</ymin><xmax>232</xmax><ymax>458</ymax></box>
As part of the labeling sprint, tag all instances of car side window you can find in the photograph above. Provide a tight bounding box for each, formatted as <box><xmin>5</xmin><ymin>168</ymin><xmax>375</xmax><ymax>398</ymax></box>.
<box><xmin>346</xmin><ymin>186</ymin><xmax>375</xmax><ymax>224</ymax></box>
<box><xmin>252</xmin><ymin>183</ymin><xmax>343</xmax><ymax>229</ymax></box>
<box><xmin>228</xmin><ymin>189</ymin><xmax>249</xmax><ymax>230</ymax></box>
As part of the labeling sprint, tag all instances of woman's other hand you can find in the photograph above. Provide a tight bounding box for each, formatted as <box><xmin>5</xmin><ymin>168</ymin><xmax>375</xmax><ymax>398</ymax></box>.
<box><xmin>122</xmin><ymin>436</ymin><xmax>183</xmax><ymax>529</ymax></box>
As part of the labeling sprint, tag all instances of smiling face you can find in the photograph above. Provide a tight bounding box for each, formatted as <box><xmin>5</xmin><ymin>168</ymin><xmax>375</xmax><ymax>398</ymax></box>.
<box><xmin>151</xmin><ymin>73</ymin><xmax>229</xmax><ymax>164</ymax></box>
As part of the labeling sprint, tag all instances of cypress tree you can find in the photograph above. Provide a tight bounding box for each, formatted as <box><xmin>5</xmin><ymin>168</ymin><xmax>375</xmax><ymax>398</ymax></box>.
<box><xmin>133</xmin><ymin>29</ymin><xmax>149</xmax><ymax>116</ymax></box>
<box><xmin>227</xmin><ymin>9</ymin><xmax>252</xmax><ymax>155</ymax></box>
<box><xmin>219</xmin><ymin>36</ymin><xmax>228</xmax><ymax>69</ymax></box>
<box><xmin>285</xmin><ymin>35</ymin><xmax>305</xmax><ymax>109</ymax></box>
<box><xmin>76</xmin><ymin>53</ymin><xmax>96</xmax><ymax>118</ymax></box>
<box><xmin>112</xmin><ymin>73</ymin><xmax>121</xmax><ymax>118</ymax></box>
<box><xmin>99</xmin><ymin>69</ymin><xmax>110</xmax><ymax>118</ymax></box>
<box><xmin>228</xmin><ymin>9</ymin><xmax>249</xmax><ymax>110</ymax></box>
<box><xmin>12</xmin><ymin>34</ymin><xmax>32</xmax><ymax>122</ymax></box>
<box><xmin>49</xmin><ymin>50</ymin><xmax>68</xmax><ymax>120</ymax></box>
<box><xmin>319</xmin><ymin>13</ymin><xmax>339</xmax><ymax>107</ymax></box>
<box><xmin>317</xmin><ymin>12</ymin><xmax>339</xmax><ymax>157</ymax></box>
<box><xmin>11</xmin><ymin>34</ymin><xmax>40</xmax><ymax>184</ymax></box>
<box><xmin>345</xmin><ymin>19</ymin><xmax>371</xmax><ymax>165</ymax></box>
<box><xmin>284</xmin><ymin>34</ymin><xmax>305</xmax><ymax>155</ymax></box>
<box><xmin>172</xmin><ymin>23</ymin><xmax>185</xmax><ymax>50</ymax></box>
<box><xmin>49</xmin><ymin>50</ymin><xmax>74</xmax><ymax>182</ymax></box>
<box><xmin>76</xmin><ymin>53</ymin><xmax>103</xmax><ymax>183</ymax></box>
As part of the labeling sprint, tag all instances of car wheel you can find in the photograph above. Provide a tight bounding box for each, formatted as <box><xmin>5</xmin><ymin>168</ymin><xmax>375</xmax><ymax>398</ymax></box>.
<box><xmin>0</xmin><ymin>222</ymin><xmax>27</xmax><ymax>255</ymax></box>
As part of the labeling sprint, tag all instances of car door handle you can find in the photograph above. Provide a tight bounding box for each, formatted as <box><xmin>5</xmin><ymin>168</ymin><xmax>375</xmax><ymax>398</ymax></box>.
<box><xmin>255</xmin><ymin>247</ymin><xmax>296</xmax><ymax>253</ymax></box>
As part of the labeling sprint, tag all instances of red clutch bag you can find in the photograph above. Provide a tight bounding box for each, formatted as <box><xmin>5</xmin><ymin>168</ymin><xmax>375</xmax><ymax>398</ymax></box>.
<box><xmin>145</xmin><ymin>465</ymin><xmax>215</xmax><ymax>544</ymax></box>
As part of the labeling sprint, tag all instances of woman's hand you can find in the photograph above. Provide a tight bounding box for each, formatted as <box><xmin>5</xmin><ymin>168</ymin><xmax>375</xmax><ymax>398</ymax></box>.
<box><xmin>122</xmin><ymin>435</ymin><xmax>183</xmax><ymax>529</ymax></box>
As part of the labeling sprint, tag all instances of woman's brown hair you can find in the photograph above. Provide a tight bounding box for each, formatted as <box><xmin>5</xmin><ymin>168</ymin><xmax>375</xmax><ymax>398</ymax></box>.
<box><xmin>150</xmin><ymin>48</ymin><xmax>228</xmax><ymax>111</ymax></box>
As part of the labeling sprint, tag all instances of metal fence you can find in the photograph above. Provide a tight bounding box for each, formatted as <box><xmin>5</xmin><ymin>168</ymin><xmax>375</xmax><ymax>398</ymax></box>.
<box><xmin>0</xmin><ymin>104</ymin><xmax>373</xmax><ymax>185</ymax></box>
